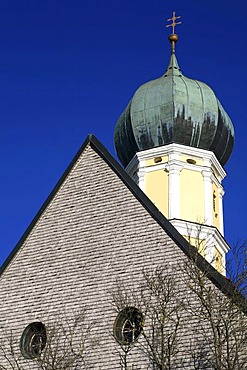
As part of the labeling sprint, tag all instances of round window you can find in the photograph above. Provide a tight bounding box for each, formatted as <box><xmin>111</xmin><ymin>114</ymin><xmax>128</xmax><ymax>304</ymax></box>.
<box><xmin>113</xmin><ymin>307</ymin><xmax>144</xmax><ymax>345</ymax></box>
<box><xmin>20</xmin><ymin>322</ymin><xmax>47</xmax><ymax>359</ymax></box>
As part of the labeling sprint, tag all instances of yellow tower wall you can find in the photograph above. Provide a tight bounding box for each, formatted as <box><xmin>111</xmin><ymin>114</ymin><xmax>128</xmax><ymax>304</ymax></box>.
<box><xmin>212</xmin><ymin>182</ymin><xmax>220</xmax><ymax>229</ymax></box>
<box><xmin>214</xmin><ymin>247</ymin><xmax>223</xmax><ymax>274</ymax></box>
<box><xmin>145</xmin><ymin>169</ymin><xmax>169</xmax><ymax>217</ymax></box>
<box><xmin>180</xmin><ymin>169</ymin><xmax>204</xmax><ymax>223</ymax></box>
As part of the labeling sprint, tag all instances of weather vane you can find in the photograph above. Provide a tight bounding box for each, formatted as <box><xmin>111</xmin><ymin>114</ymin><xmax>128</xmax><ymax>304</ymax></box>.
<box><xmin>166</xmin><ymin>11</ymin><xmax>182</xmax><ymax>53</ymax></box>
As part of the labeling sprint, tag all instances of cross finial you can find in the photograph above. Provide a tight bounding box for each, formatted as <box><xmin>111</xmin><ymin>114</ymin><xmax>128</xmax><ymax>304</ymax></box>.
<box><xmin>166</xmin><ymin>11</ymin><xmax>182</xmax><ymax>35</ymax></box>
<box><xmin>166</xmin><ymin>11</ymin><xmax>182</xmax><ymax>54</ymax></box>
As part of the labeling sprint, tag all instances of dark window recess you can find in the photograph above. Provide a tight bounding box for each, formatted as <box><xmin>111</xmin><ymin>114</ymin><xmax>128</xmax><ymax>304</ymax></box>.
<box><xmin>20</xmin><ymin>322</ymin><xmax>47</xmax><ymax>359</ymax></box>
<box><xmin>213</xmin><ymin>191</ymin><xmax>216</xmax><ymax>212</ymax></box>
<box><xmin>186</xmin><ymin>158</ymin><xmax>196</xmax><ymax>165</ymax></box>
<box><xmin>154</xmin><ymin>157</ymin><xmax>162</xmax><ymax>163</ymax></box>
<box><xmin>113</xmin><ymin>307</ymin><xmax>144</xmax><ymax>345</ymax></box>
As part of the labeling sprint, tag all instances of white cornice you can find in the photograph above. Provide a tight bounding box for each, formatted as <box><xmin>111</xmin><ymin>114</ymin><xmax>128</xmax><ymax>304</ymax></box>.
<box><xmin>125</xmin><ymin>144</ymin><xmax>226</xmax><ymax>180</ymax></box>
<box><xmin>169</xmin><ymin>218</ymin><xmax>230</xmax><ymax>254</ymax></box>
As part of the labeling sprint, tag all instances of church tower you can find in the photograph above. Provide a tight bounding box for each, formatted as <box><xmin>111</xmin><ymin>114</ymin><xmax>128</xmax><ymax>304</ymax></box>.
<box><xmin>114</xmin><ymin>13</ymin><xmax>234</xmax><ymax>274</ymax></box>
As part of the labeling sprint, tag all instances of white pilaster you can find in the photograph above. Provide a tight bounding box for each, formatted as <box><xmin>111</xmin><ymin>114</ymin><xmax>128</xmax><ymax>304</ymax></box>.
<box><xmin>168</xmin><ymin>163</ymin><xmax>183</xmax><ymax>219</ymax></box>
<box><xmin>137</xmin><ymin>168</ymin><xmax>146</xmax><ymax>192</ymax></box>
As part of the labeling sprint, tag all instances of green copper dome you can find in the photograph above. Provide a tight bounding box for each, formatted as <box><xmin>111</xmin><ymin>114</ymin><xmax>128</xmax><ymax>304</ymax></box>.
<box><xmin>114</xmin><ymin>52</ymin><xmax>234</xmax><ymax>167</ymax></box>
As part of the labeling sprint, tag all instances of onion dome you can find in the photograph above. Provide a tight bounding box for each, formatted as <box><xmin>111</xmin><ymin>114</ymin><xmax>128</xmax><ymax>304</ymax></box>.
<box><xmin>114</xmin><ymin>27</ymin><xmax>234</xmax><ymax>168</ymax></box>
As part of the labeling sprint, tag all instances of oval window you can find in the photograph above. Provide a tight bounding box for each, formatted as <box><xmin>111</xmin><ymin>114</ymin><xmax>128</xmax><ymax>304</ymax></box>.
<box><xmin>20</xmin><ymin>322</ymin><xmax>47</xmax><ymax>359</ymax></box>
<box><xmin>186</xmin><ymin>158</ymin><xmax>196</xmax><ymax>165</ymax></box>
<box><xmin>113</xmin><ymin>307</ymin><xmax>144</xmax><ymax>345</ymax></box>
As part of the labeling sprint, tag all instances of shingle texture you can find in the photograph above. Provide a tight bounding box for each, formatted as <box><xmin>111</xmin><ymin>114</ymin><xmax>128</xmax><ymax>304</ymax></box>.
<box><xmin>0</xmin><ymin>138</ymin><xmax>245</xmax><ymax>369</ymax></box>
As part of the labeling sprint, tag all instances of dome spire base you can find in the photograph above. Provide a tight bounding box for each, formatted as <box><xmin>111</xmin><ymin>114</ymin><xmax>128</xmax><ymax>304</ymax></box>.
<box><xmin>166</xmin><ymin>11</ymin><xmax>181</xmax><ymax>54</ymax></box>
<box><xmin>168</xmin><ymin>34</ymin><xmax>179</xmax><ymax>54</ymax></box>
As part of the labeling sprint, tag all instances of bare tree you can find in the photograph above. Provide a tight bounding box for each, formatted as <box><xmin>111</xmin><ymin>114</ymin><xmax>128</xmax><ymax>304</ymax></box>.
<box><xmin>183</xmin><ymin>246</ymin><xmax>247</xmax><ymax>370</ymax></box>
<box><xmin>0</xmin><ymin>329</ymin><xmax>24</xmax><ymax>370</ymax></box>
<box><xmin>226</xmin><ymin>241</ymin><xmax>247</xmax><ymax>298</ymax></box>
<box><xmin>112</xmin><ymin>242</ymin><xmax>247</xmax><ymax>370</ymax></box>
<box><xmin>1</xmin><ymin>248</ymin><xmax>247</xmax><ymax>370</ymax></box>
<box><xmin>0</xmin><ymin>310</ymin><xmax>95</xmax><ymax>370</ymax></box>
<box><xmin>112</xmin><ymin>266</ymin><xmax>183</xmax><ymax>369</ymax></box>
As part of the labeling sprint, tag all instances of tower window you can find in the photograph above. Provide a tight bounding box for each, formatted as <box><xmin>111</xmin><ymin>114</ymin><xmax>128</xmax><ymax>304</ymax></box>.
<box><xmin>20</xmin><ymin>322</ymin><xmax>47</xmax><ymax>359</ymax></box>
<box><xmin>186</xmin><ymin>158</ymin><xmax>196</xmax><ymax>165</ymax></box>
<box><xmin>113</xmin><ymin>307</ymin><xmax>144</xmax><ymax>345</ymax></box>
<box><xmin>154</xmin><ymin>157</ymin><xmax>162</xmax><ymax>163</ymax></box>
<box><xmin>213</xmin><ymin>191</ymin><xmax>216</xmax><ymax>212</ymax></box>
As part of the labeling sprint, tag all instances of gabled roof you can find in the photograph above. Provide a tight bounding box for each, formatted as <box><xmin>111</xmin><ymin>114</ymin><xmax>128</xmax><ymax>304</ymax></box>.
<box><xmin>0</xmin><ymin>134</ymin><xmax>241</xmax><ymax>303</ymax></box>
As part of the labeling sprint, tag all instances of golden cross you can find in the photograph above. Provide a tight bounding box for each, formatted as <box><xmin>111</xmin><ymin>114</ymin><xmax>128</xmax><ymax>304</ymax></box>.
<box><xmin>166</xmin><ymin>11</ymin><xmax>182</xmax><ymax>34</ymax></box>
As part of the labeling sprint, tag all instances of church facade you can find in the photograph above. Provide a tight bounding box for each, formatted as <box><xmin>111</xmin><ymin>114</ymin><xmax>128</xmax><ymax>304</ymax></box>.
<box><xmin>0</xmin><ymin>13</ymin><xmax>246</xmax><ymax>370</ymax></box>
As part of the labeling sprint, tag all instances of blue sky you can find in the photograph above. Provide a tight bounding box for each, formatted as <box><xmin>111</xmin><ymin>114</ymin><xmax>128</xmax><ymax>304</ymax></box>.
<box><xmin>0</xmin><ymin>0</ymin><xmax>246</xmax><ymax>265</ymax></box>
